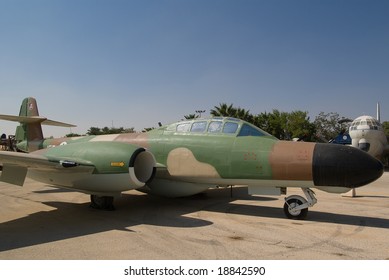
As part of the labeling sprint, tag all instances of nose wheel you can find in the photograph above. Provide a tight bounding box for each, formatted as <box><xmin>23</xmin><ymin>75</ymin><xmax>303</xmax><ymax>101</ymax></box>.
<box><xmin>284</xmin><ymin>197</ymin><xmax>308</xmax><ymax>219</ymax></box>
<box><xmin>283</xmin><ymin>188</ymin><xmax>317</xmax><ymax>220</ymax></box>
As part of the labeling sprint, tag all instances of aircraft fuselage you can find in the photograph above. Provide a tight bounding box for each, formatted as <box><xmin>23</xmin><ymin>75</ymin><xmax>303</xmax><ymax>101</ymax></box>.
<box><xmin>18</xmin><ymin>117</ymin><xmax>383</xmax><ymax>198</ymax></box>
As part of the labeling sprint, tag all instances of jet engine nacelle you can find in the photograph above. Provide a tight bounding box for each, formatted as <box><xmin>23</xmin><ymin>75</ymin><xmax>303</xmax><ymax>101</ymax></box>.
<box><xmin>39</xmin><ymin>141</ymin><xmax>156</xmax><ymax>191</ymax></box>
<box><xmin>144</xmin><ymin>178</ymin><xmax>213</xmax><ymax>197</ymax></box>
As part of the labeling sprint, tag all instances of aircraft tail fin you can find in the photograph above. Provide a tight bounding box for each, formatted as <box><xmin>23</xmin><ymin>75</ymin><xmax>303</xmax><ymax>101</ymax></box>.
<box><xmin>16</xmin><ymin>97</ymin><xmax>44</xmax><ymax>142</ymax></box>
<box><xmin>0</xmin><ymin>97</ymin><xmax>76</xmax><ymax>143</ymax></box>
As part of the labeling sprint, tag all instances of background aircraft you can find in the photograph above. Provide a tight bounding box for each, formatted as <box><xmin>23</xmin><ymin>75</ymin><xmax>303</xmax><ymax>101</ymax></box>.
<box><xmin>348</xmin><ymin>103</ymin><xmax>389</xmax><ymax>164</ymax></box>
<box><xmin>0</xmin><ymin>97</ymin><xmax>384</xmax><ymax>219</ymax></box>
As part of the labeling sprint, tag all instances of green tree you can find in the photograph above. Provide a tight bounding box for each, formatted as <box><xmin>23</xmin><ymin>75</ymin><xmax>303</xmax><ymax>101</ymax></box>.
<box><xmin>184</xmin><ymin>114</ymin><xmax>199</xmax><ymax>120</ymax></box>
<box><xmin>267</xmin><ymin>109</ymin><xmax>288</xmax><ymax>139</ymax></box>
<box><xmin>286</xmin><ymin>111</ymin><xmax>316</xmax><ymax>141</ymax></box>
<box><xmin>210</xmin><ymin>103</ymin><xmax>236</xmax><ymax>117</ymax></box>
<box><xmin>87</xmin><ymin>127</ymin><xmax>103</xmax><ymax>135</ymax></box>
<box><xmin>65</xmin><ymin>133</ymin><xmax>82</xmax><ymax>137</ymax></box>
<box><xmin>235</xmin><ymin>107</ymin><xmax>253</xmax><ymax>123</ymax></box>
<box><xmin>101</xmin><ymin>126</ymin><xmax>111</xmax><ymax>135</ymax></box>
<box><xmin>209</xmin><ymin>103</ymin><xmax>344</xmax><ymax>142</ymax></box>
<box><xmin>123</xmin><ymin>127</ymin><xmax>135</xmax><ymax>133</ymax></box>
<box><xmin>252</xmin><ymin>112</ymin><xmax>271</xmax><ymax>132</ymax></box>
<box><xmin>251</xmin><ymin>110</ymin><xmax>286</xmax><ymax>139</ymax></box>
<box><xmin>252</xmin><ymin>110</ymin><xmax>315</xmax><ymax>140</ymax></box>
<box><xmin>87</xmin><ymin>126</ymin><xmax>135</xmax><ymax>135</ymax></box>
<box><xmin>313</xmin><ymin>112</ymin><xmax>349</xmax><ymax>141</ymax></box>
<box><xmin>210</xmin><ymin>103</ymin><xmax>252</xmax><ymax>123</ymax></box>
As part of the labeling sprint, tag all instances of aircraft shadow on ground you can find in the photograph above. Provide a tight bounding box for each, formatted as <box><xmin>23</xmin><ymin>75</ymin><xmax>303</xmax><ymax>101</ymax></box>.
<box><xmin>1</xmin><ymin>187</ymin><xmax>388</xmax><ymax>252</ymax></box>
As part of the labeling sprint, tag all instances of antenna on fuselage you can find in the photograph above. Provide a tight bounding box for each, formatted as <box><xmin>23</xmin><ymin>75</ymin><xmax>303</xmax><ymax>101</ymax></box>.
<box><xmin>377</xmin><ymin>102</ymin><xmax>381</xmax><ymax>123</ymax></box>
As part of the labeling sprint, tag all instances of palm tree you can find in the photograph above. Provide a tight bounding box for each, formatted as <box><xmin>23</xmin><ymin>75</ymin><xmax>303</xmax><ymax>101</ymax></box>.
<box><xmin>183</xmin><ymin>114</ymin><xmax>199</xmax><ymax>120</ymax></box>
<box><xmin>211</xmin><ymin>103</ymin><xmax>252</xmax><ymax>123</ymax></box>
<box><xmin>211</xmin><ymin>103</ymin><xmax>236</xmax><ymax>117</ymax></box>
<box><xmin>235</xmin><ymin>107</ymin><xmax>252</xmax><ymax>122</ymax></box>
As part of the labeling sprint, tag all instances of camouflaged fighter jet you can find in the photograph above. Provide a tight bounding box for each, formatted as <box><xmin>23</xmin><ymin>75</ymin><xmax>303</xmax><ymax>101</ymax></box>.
<box><xmin>0</xmin><ymin>97</ymin><xmax>384</xmax><ymax>219</ymax></box>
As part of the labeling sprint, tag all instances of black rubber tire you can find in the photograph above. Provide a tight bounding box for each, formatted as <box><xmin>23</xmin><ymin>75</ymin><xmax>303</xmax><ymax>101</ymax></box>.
<box><xmin>283</xmin><ymin>198</ymin><xmax>308</xmax><ymax>220</ymax></box>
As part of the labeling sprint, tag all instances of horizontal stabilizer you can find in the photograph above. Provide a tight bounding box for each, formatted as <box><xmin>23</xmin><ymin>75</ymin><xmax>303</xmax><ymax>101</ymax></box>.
<box><xmin>0</xmin><ymin>114</ymin><xmax>76</xmax><ymax>127</ymax></box>
<box><xmin>42</xmin><ymin>119</ymin><xmax>76</xmax><ymax>127</ymax></box>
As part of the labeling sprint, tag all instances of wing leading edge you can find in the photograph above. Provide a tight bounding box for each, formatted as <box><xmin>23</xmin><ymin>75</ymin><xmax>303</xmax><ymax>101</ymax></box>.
<box><xmin>0</xmin><ymin>151</ymin><xmax>95</xmax><ymax>186</ymax></box>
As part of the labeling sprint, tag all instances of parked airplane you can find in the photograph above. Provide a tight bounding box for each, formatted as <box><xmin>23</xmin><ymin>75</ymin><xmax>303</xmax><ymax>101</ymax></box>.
<box><xmin>0</xmin><ymin>98</ymin><xmax>384</xmax><ymax>219</ymax></box>
<box><xmin>348</xmin><ymin>103</ymin><xmax>389</xmax><ymax>163</ymax></box>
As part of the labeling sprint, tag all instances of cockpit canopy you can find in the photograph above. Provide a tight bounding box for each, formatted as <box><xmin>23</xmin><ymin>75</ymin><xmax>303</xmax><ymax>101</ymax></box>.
<box><xmin>164</xmin><ymin>117</ymin><xmax>276</xmax><ymax>138</ymax></box>
<box><xmin>349</xmin><ymin>116</ymin><xmax>383</xmax><ymax>131</ymax></box>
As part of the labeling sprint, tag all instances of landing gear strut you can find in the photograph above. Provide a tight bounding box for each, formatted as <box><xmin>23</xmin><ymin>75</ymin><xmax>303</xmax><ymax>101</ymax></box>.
<box><xmin>283</xmin><ymin>188</ymin><xmax>317</xmax><ymax>220</ymax></box>
<box><xmin>90</xmin><ymin>195</ymin><xmax>115</xmax><ymax>211</ymax></box>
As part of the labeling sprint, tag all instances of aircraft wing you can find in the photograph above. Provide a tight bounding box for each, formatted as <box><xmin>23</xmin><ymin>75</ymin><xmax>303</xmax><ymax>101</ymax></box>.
<box><xmin>0</xmin><ymin>151</ymin><xmax>94</xmax><ymax>186</ymax></box>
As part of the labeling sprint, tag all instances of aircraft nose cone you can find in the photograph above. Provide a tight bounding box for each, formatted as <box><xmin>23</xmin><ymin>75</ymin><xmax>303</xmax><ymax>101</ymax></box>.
<box><xmin>312</xmin><ymin>143</ymin><xmax>384</xmax><ymax>188</ymax></box>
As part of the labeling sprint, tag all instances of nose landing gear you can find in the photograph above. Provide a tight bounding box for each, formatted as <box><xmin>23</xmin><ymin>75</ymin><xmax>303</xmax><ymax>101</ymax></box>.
<box><xmin>284</xmin><ymin>188</ymin><xmax>317</xmax><ymax>220</ymax></box>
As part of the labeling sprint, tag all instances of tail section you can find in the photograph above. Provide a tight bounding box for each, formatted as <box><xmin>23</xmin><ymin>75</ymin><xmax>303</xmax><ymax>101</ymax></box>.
<box><xmin>0</xmin><ymin>97</ymin><xmax>76</xmax><ymax>152</ymax></box>
<box><xmin>16</xmin><ymin>97</ymin><xmax>44</xmax><ymax>142</ymax></box>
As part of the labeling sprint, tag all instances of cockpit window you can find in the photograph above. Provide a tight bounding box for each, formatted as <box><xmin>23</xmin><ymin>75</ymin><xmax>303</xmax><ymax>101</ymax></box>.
<box><xmin>226</xmin><ymin>117</ymin><xmax>240</xmax><ymax>122</ymax></box>
<box><xmin>222</xmin><ymin>122</ymin><xmax>239</xmax><ymax>134</ymax></box>
<box><xmin>176</xmin><ymin>123</ymin><xmax>191</xmax><ymax>132</ymax></box>
<box><xmin>190</xmin><ymin>121</ymin><xmax>207</xmax><ymax>133</ymax></box>
<box><xmin>174</xmin><ymin>118</ymin><xmax>275</xmax><ymax>136</ymax></box>
<box><xmin>208</xmin><ymin>121</ymin><xmax>223</xmax><ymax>133</ymax></box>
<box><xmin>238</xmin><ymin>123</ymin><xmax>267</xmax><ymax>136</ymax></box>
<box><xmin>350</xmin><ymin>117</ymin><xmax>382</xmax><ymax>131</ymax></box>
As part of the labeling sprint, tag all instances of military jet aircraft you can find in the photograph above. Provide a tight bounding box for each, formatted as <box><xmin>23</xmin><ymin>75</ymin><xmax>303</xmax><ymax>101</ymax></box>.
<box><xmin>0</xmin><ymin>97</ymin><xmax>384</xmax><ymax>219</ymax></box>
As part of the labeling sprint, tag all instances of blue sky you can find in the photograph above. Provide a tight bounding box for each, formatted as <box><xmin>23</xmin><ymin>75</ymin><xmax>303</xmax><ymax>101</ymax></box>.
<box><xmin>1</xmin><ymin>0</ymin><xmax>388</xmax><ymax>137</ymax></box>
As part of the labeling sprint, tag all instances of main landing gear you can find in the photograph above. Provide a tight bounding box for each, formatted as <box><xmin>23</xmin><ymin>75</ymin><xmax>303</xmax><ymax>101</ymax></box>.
<box><xmin>90</xmin><ymin>195</ymin><xmax>115</xmax><ymax>211</ymax></box>
<box><xmin>283</xmin><ymin>188</ymin><xmax>317</xmax><ymax>220</ymax></box>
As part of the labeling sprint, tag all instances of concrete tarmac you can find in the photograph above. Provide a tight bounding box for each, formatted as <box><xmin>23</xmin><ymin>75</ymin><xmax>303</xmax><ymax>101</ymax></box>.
<box><xmin>0</xmin><ymin>172</ymin><xmax>388</xmax><ymax>260</ymax></box>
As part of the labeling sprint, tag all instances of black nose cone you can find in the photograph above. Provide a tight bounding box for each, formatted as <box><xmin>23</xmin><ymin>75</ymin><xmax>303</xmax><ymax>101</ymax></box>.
<box><xmin>312</xmin><ymin>143</ymin><xmax>384</xmax><ymax>188</ymax></box>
